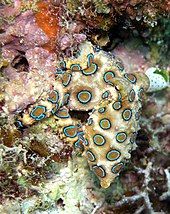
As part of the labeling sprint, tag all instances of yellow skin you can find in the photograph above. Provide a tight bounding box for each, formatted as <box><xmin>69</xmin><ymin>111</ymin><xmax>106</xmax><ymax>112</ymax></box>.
<box><xmin>16</xmin><ymin>41</ymin><xmax>150</xmax><ymax>188</ymax></box>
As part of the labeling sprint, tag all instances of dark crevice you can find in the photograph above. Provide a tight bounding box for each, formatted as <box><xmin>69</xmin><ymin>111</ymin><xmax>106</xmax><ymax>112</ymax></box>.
<box><xmin>69</xmin><ymin>110</ymin><xmax>91</xmax><ymax>123</ymax></box>
<box><xmin>11</xmin><ymin>54</ymin><xmax>29</xmax><ymax>72</ymax></box>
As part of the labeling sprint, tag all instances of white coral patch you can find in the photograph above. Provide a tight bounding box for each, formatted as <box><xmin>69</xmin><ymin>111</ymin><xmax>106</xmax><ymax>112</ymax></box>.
<box><xmin>145</xmin><ymin>67</ymin><xmax>169</xmax><ymax>92</ymax></box>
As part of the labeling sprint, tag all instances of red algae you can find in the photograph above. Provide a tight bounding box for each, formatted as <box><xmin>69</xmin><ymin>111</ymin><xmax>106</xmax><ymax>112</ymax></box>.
<box><xmin>35</xmin><ymin>1</ymin><xmax>60</xmax><ymax>52</ymax></box>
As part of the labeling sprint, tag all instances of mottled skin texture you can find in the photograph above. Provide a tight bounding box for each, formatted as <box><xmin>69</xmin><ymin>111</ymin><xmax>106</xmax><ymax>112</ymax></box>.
<box><xmin>16</xmin><ymin>41</ymin><xmax>150</xmax><ymax>188</ymax></box>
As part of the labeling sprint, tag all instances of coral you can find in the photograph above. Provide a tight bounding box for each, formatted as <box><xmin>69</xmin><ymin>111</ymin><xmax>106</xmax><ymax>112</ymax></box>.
<box><xmin>64</xmin><ymin>0</ymin><xmax>170</xmax><ymax>32</ymax></box>
<box><xmin>0</xmin><ymin>156</ymin><xmax>105</xmax><ymax>213</ymax></box>
<box><xmin>0</xmin><ymin>1</ymin><xmax>169</xmax><ymax>213</ymax></box>
<box><xmin>35</xmin><ymin>1</ymin><xmax>60</xmax><ymax>52</ymax></box>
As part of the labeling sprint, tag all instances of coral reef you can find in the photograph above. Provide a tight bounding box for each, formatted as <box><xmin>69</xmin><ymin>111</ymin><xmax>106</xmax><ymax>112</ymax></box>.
<box><xmin>65</xmin><ymin>0</ymin><xmax>170</xmax><ymax>31</ymax></box>
<box><xmin>0</xmin><ymin>0</ymin><xmax>169</xmax><ymax>213</ymax></box>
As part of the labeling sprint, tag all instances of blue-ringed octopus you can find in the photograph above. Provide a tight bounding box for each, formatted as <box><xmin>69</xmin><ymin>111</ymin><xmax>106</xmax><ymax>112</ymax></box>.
<box><xmin>15</xmin><ymin>41</ymin><xmax>168</xmax><ymax>188</ymax></box>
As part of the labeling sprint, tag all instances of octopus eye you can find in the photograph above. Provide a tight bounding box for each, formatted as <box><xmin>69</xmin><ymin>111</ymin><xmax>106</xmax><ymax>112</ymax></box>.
<box><xmin>77</xmin><ymin>90</ymin><xmax>92</xmax><ymax>104</ymax></box>
<box><xmin>47</xmin><ymin>90</ymin><xmax>59</xmax><ymax>104</ymax></box>
<box><xmin>63</xmin><ymin>125</ymin><xmax>77</xmax><ymax>138</ymax></box>
<box><xmin>92</xmin><ymin>165</ymin><xmax>106</xmax><ymax>178</ymax></box>
<box><xmin>99</xmin><ymin>118</ymin><xmax>111</xmax><ymax>130</ymax></box>
<box><xmin>116</xmin><ymin>132</ymin><xmax>127</xmax><ymax>143</ymax></box>
<box><xmin>30</xmin><ymin>105</ymin><xmax>46</xmax><ymax>121</ymax></box>
<box><xmin>111</xmin><ymin>162</ymin><xmax>124</xmax><ymax>174</ymax></box>
<box><xmin>106</xmin><ymin>149</ymin><xmax>121</xmax><ymax>161</ymax></box>
<box><xmin>128</xmin><ymin>89</ymin><xmax>135</xmax><ymax>102</ymax></box>
<box><xmin>93</xmin><ymin>46</ymin><xmax>101</xmax><ymax>52</ymax></box>
<box><xmin>112</xmin><ymin>101</ymin><xmax>122</xmax><ymax>110</ymax></box>
<box><xmin>122</xmin><ymin>108</ymin><xmax>132</xmax><ymax>121</ymax></box>
<box><xmin>98</xmin><ymin>107</ymin><xmax>106</xmax><ymax>113</ymax></box>
<box><xmin>93</xmin><ymin>134</ymin><xmax>106</xmax><ymax>146</ymax></box>
<box><xmin>86</xmin><ymin>150</ymin><xmax>96</xmax><ymax>162</ymax></box>
<box><xmin>103</xmin><ymin>71</ymin><xmax>115</xmax><ymax>84</ymax></box>
<box><xmin>124</xmin><ymin>73</ymin><xmax>137</xmax><ymax>84</ymax></box>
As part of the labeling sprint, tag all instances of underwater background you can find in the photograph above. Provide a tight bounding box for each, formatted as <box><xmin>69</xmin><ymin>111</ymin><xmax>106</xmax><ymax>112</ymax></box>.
<box><xmin>0</xmin><ymin>1</ymin><xmax>169</xmax><ymax>213</ymax></box>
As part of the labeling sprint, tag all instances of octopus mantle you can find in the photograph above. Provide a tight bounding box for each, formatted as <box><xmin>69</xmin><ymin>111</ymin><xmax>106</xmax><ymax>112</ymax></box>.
<box><xmin>16</xmin><ymin>41</ymin><xmax>149</xmax><ymax>188</ymax></box>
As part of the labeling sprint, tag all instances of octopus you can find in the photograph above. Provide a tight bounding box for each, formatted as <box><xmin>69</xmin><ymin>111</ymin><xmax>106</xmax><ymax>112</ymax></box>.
<box><xmin>15</xmin><ymin>41</ymin><xmax>166</xmax><ymax>188</ymax></box>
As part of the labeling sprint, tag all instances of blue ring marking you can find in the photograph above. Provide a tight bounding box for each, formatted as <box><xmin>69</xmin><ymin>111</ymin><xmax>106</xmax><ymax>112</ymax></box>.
<box><xmin>117</xmin><ymin>92</ymin><xmax>122</xmax><ymax>101</ymax></box>
<box><xmin>59</xmin><ymin>61</ymin><xmax>66</xmax><ymax>69</ymax></box>
<box><xmin>82</xmin><ymin>65</ymin><xmax>98</xmax><ymax>76</ymax></box>
<box><xmin>122</xmin><ymin>108</ymin><xmax>132</xmax><ymax>121</ymax></box>
<box><xmin>130</xmin><ymin>132</ymin><xmax>137</xmax><ymax>144</ymax></box>
<box><xmin>99</xmin><ymin>118</ymin><xmax>111</xmax><ymax>130</ymax></box>
<box><xmin>74</xmin><ymin>139</ymin><xmax>84</xmax><ymax>150</ymax></box>
<box><xmin>30</xmin><ymin>105</ymin><xmax>46</xmax><ymax>121</ymax></box>
<box><xmin>87</xmin><ymin>53</ymin><xmax>94</xmax><ymax>67</ymax></box>
<box><xmin>106</xmin><ymin>149</ymin><xmax>121</xmax><ymax>161</ymax></box>
<box><xmin>51</xmin><ymin>103</ymin><xmax>59</xmax><ymax>115</ymax></box>
<box><xmin>87</xmin><ymin>118</ymin><xmax>93</xmax><ymax>126</ymax></box>
<box><xmin>86</xmin><ymin>150</ymin><xmax>96</xmax><ymax>162</ymax></box>
<box><xmin>81</xmin><ymin>53</ymin><xmax>98</xmax><ymax>76</ymax></box>
<box><xmin>116</xmin><ymin>132</ymin><xmax>127</xmax><ymax>143</ymax></box>
<box><xmin>56</xmin><ymin>68</ymin><xmax>64</xmax><ymax>74</ymax></box>
<box><xmin>15</xmin><ymin>120</ymin><xmax>24</xmax><ymax>128</ymax></box>
<box><xmin>93</xmin><ymin>134</ymin><xmax>106</xmax><ymax>146</ymax></box>
<box><xmin>102</xmin><ymin>91</ymin><xmax>110</xmax><ymax>99</ymax></box>
<box><xmin>111</xmin><ymin>162</ymin><xmax>124</xmax><ymax>174</ymax></box>
<box><xmin>62</xmin><ymin>73</ymin><xmax>72</xmax><ymax>87</ymax></box>
<box><xmin>128</xmin><ymin>89</ymin><xmax>135</xmax><ymax>102</ymax></box>
<box><xmin>77</xmin><ymin>131</ymin><xmax>84</xmax><ymax>137</ymax></box>
<box><xmin>116</xmin><ymin>61</ymin><xmax>124</xmax><ymax>72</ymax></box>
<box><xmin>103</xmin><ymin>71</ymin><xmax>115</xmax><ymax>84</ymax></box>
<box><xmin>98</xmin><ymin>107</ymin><xmax>106</xmax><ymax>113</ymax></box>
<box><xmin>138</xmin><ymin>87</ymin><xmax>144</xmax><ymax>100</ymax></box>
<box><xmin>82</xmin><ymin>64</ymin><xmax>98</xmax><ymax>76</ymax></box>
<box><xmin>92</xmin><ymin>165</ymin><xmax>106</xmax><ymax>178</ymax></box>
<box><xmin>112</xmin><ymin>101</ymin><xmax>122</xmax><ymax>110</ymax></box>
<box><xmin>70</xmin><ymin>64</ymin><xmax>82</xmax><ymax>71</ymax></box>
<box><xmin>61</xmin><ymin>93</ymin><xmax>70</xmax><ymax>106</ymax></box>
<box><xmin>56</xmin><ymin>61</ymin><xmax>66</xmax><ymax>74</ymax></box>
<box><xmin>63</xmin><ymin>125</ymin><xmax>77</xmax><ymax>138</ymax></box>
<box><xmin>84</xmin><ymin>138</ymin><xmax>89</xmax><ymax>146</ymax></box>
<box><xmin>55</xmin><ymin>108</ymin><xmax>70</xmax><ymax>118</ymax></box>
<box><xmin>47</xmin><ymin>90</ymin><xmax>59</xmax><ymax>104</ymax></box>
<box><xmin>77</xmin><ymin>90</ymin><xmax>92</xmax><ymax>104</ymax></box>
<box><xmin>124</xmin><ymin>73</ymin><xmax>137</xmax><ymax>84</ymax></box>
